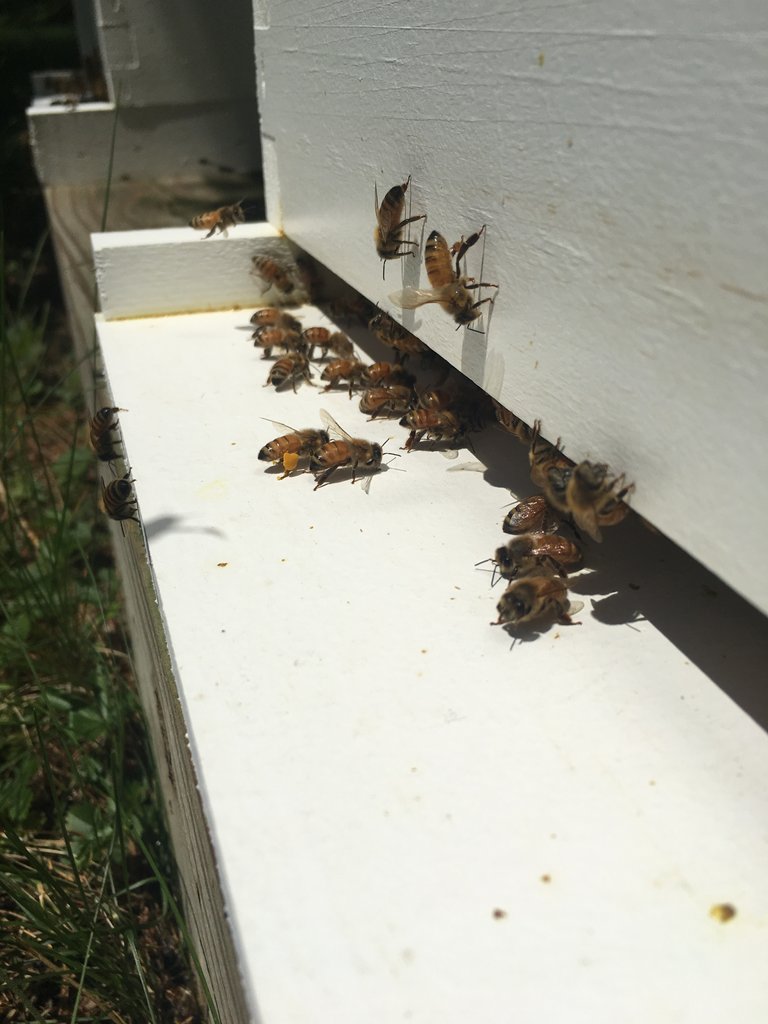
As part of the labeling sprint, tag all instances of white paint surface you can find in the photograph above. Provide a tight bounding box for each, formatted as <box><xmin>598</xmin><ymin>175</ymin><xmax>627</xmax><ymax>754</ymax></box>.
<box><xmin>93</xmin><ymin>225</ymin><xmax>296</xmax><ymax>318</ymax></box>
<box><xmin>254</xmin><ymin>1</ymin><xmax>768</xmax><ymax>615</ymax></box>
<box><xmin>96</xmin><ymin>301</ymin><xmax>768</xmax><ymax>1024</ymax></box>
<box><xmin>28</xmin><ymin>101</ymin><xmax>261</xmax><ymax>186</ymax></box>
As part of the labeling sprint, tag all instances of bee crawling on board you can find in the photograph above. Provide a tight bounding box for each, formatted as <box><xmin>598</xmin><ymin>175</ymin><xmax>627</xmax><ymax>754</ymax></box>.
<box><xmin>88</xmin><ymin>406</ymin><xmax>127</xmax><ymax>469</ymax></box>
<box><xmin>481</xmin><ymin>533</ymin><xmax>582</xmax><ymax>586</ymax></box>
<box><xmin>374</xmin><ymin>175</ymin><xmax>427</xmax><ymax>277</ymax></box>
<box><xmin>310</xmin><ymin>410</ymin><xmax>390</xmax><ymax>492</ymax></box>
<box><xmin>301</xmin><ymin>327</ymin><xmax>355</xmax><ymax>361</ymax></box>
<box><xmin>389</xmin><ymin>224</ymin><xmax>498</xmax><ymax>327</ymax></box>
<box><xmin>189</xmin><ymin>201</ymin><xmax>245</xmax><ymax>239</ymax></box>
<box><xmin>100</xmin><ymin>473</ymin><xmax>140</xmax><ymax>532</ymax></box>
<box><xmin>399</xmin><ymin>407</ymin><xmax>468</xmax><ymax>458</ymax></box>
<box><xmin>249</xmin><ymin>308</ymin><xmax>302</xmax><ymax>333</ymax></box>
<box><xmin>362</xmin><ymin>361</ymin><xmax>415</xmax><ymax>388</ymax></box>
<box><xmin>320</xmin><ymin>358</ymin><xmax>369</xmax><ymax>396</ymax></box>
<box><xmin>265</xmin><ymin>352</ymin><xmax>313</xmax><ymax>391</ymax></box>
<box><xmin>258</xmin><ymin>422</ymin><xmax>330</xmax><ymax>478</ymax></box>
<box><xmin>492</xmin><ymin>575</ymin><xmax>583</xmax><ymax>629</ymax></box>
<box><xmin>252</xmin><ymin>326</ymin><xmax>305</xmax><ymax>359</ymax></box>
<box><xmin>359</xmin><ymin>385</ymin><xmax>416</xmax><ymax>419</ymax></box>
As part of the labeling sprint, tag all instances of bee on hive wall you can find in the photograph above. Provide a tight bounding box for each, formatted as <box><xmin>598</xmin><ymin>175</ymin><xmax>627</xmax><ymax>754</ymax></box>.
<box><xmin>390</xmin><ymin>225</ymin><xmax>498</xmax><ymax>327</ymax></box>
<box><xmin>374</xmin><ymin>175</ymin><xmax>427</xmax><ymax>277</ymax></box>
<box><xmin>563</xmin><ymin>462</ymin><xmax>634</xmax><ymax>543</ymax></box>
<box><xmin>528</xmin><ymin>420</ymin><xmax>570</xmax><ymax>489</ymax></box>
<box><xmin>491</xmin><ymin>400</ymin><xmax>534</xmax><ymax>445</ymax></box>
<box><xmin>89</xmin><ymin>406</ymin><xmax>125</xmax><ymax>468</ymax></box>
<box><xmin>100</xmin><ymin>473</ymin><xmax>140</xmax><ymax>530</ymax></box>
<box><xmin>189</xmin><ymin>201</ymin><xmax>244</xmax><ymax>239</ymax></box>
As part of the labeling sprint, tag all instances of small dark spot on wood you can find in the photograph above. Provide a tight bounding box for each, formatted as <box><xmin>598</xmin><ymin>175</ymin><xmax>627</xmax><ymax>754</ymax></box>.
<box><xmin>493</xmin><ymin>908</ymin><xmax>507</xmax><ymax>919</ymax></box>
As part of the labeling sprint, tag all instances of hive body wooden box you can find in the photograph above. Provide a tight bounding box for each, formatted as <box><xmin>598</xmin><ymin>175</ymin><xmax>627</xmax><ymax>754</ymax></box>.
<box><xmin>33</xmin><ymin>1</ymin><xmax>768</xmax><ymax>1021</ymax></box>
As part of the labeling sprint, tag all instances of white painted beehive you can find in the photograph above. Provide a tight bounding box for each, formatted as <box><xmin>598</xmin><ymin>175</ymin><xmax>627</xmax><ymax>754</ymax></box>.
<box><xmin>63</xmin><ymin>0</ymin><xmax>768</xmax><ymax>1020</ymax></box>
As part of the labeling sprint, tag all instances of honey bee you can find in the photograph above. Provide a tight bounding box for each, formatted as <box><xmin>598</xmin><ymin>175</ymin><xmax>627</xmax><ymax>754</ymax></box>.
<box><xmin>399</xmin><ymin>408</ymin><xmax>465</xmax><ymax>453</ymax></box>
<box><xmin>252</xmin><ymin>326</ymin><xmax>305</xmax><ymax>358</ymax></box>
<box><xmin>362</xmin><ymin>362</ymin><xmax>415</xmax><ymax>387</ymax></box>
<box><xmin>301</xmin><ymin>328</ymin><xmax>355</xmax><ymax>360</ymax></box>
<box><xmin>491</xmin><ymin>533</ymin><xmax>582</xmax><ymax>584</ymax></box>
<box><xmin>359</xmin><ymin>385</ymin><xmax>415</xmax><ymax>419</ymax></box>
<box><xmin>563</xmin><ymin>461</ymin><xmax>634</xmax><ymax>542</ymax></box>
<box><xmin>529</xmin><ymin>420</ymin><xmax>570</xmax><ymax>489</ymax></box>
<box><xmin>189</xmin><ymin>201</ymin><xmax>244</xmax><ymax>239</ymax></box>
<box><xmin>89</xmin><ymin>406</ymin><xmax>125</xmax><ymax>466</ymax></box>
<box><xmin>321</xmin><ymin>294</ymin><xmax>376</xmax><ymax>325</ymax></box>
<box><xmin>249</xmin><ymin>308</ymin><xmax>302</xmax><ymax>332</ymax></box>
<box><xmin>389</xmin><ymin>225</ymin><xmax>498</xmax><ymax>326</ymax></box>
<box><xmin>252</xmin><ymin>254</ymin><xmax>295</xmax><ymax>295</ymax></box>
<box><xmin>265</xmin><ymin>352</ymin><xmax>312</xmax><ymax>391</ymax></box>
<box><xmin>368</xmin><ymin>310</ymin><xmax>429</xmax><ymax>361</ymax></box>
<box><xmin>491</xmin><ymin>399</ymin><xmax>534</xmax><ymax>445</ymax></box>
<box><xmin>502</xmin><ymin>494</ymin><xmax>561</xmax><ymax>535</ymax></box>
<box><xmin>258</xmin><ymin>422</ymin><xmax>330</xmax><ymax>477</ymax></box>
<box><xmin>320</xmin><ymin>358</ymin><xmax>368</xmax><ymax>395</ymax></box>
<box><xmin>493</xmin><ymin>576</ymin><xmax>583</xmax><ymax>628</ymax></box>
<box><xmin>100</xmin><ymin>473</ymin><xmax>139</xmax><ymax>528</ymax></box>
<box><xmin>311</xmin><ymin>410</ymin><xmax>384</xmax><ymax>492</ymax></box>
<box><xmin>374</xmin><ymin>175</ymin><xmax>427</xmax><ymax>277</ymax></box>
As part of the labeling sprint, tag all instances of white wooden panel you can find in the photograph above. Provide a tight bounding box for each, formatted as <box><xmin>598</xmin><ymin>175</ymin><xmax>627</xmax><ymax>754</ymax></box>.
<box><xmin>95</xmin><ymin>293</ymin><xmax>768</xmax><ymax>1024</ymax></box>
<box><xmin>28</xmin><ymin>101</ymin><xmax>261</xmax><ymax>186</ymax></box>
<box><xmin>92</xmin><ymin>224</ymin><xmax>299</xmax><ymax>319</ymax></box>
<box><xmin>94</xmin><ymin>0</ymin><xmax>256</xmax><ymax>106</ymax></box>
<box><xmin>254</xmin><ymin>0</ymin><xmax>768</xmax><ymax>616</ymax></box>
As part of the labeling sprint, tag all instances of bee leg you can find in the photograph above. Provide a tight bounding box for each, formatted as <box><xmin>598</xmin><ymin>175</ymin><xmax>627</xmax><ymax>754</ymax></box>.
<box><xmin>313</xmin><ymin>465</ymin><xmax>337</xmax><ymax>490</ymax></box>
<box><xmin>392</xmin><ymin>213</ymin><xmax>427</xmax><ymax>233</ymax></box>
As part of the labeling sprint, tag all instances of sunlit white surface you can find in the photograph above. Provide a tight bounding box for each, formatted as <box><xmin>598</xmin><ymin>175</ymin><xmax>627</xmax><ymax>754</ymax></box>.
<box><xmin>96</xmin><ymin>303</ymin><xmax>768</xmax><ymax>1023</ymax></box>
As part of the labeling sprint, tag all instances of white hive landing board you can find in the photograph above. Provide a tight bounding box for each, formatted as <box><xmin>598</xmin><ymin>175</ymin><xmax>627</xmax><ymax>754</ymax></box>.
<box><xmin>254</xmin><ymin>0</ymin><xmax>768</xmax><ymax>616</ymax></box>
<box><xmin>96</xmin><ymin>300</ymin><xmax>768</xmax><ymax>1024</ymax></box>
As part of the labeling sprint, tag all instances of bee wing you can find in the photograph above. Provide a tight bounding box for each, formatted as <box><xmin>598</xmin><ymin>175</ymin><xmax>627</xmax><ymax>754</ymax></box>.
<box><xmin>440</xmin><ymin>448</ymin><xmax>460</xmax><ymax>460</ymax></box>
<box><xmin>261</xmin><ymin>417</ymin><xmax>299</xmax><ymax>434</ymax></box>
<box><xmin>388</xmin><ymin>287</ymin><xmax>441</xmax><ymax>310</ymax></box>
<box><xmin>319</xmin><ymin>408</ymin><xmax>354</xmax><ymax>443</ymax></box>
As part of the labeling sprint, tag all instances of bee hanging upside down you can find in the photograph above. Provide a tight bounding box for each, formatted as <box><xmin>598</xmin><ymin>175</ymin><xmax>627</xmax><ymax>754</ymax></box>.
<box><xmin>189</xmin><ymin>201</ymin><xmax>244</xmax><ymax>239</ymax></box>
<box><xmin>389</xmin><ymin>225</ymin><xmax>498</xmax><ymax>327</ymax></box>
<box><xmin>374</xmin><ymin>175</ymin><xmax>427</xmax><ymax>277</ymax></box>
<box><xmin>502</xmin><ymin>493</ymin><xmax>561</xmax><ymax>536</ymax></box>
